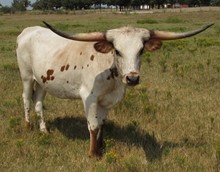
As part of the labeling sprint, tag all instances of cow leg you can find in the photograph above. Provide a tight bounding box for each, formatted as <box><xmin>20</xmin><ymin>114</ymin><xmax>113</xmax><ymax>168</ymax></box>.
<box><xmin>80</xmin><ymin>89</ymin><xmax>108</xmax><ymax>157</ymax></box>
<box><xmin>96</xmin><ymin>106</ymin><xmax>107</xmax><ymax>152</ymax></box>
<box><xmin>33</xmin><ymin>82</ymin><xmax>47</xmax><ymax>133</ymax></box>
<box><xmin>22</xmin><ymin>79</ymin><xmax>33</xmax><ymax>129</ymax></box>
<box><xmin>89</xmin><ymin>125</ymin><xmax>103</xmax><ymax>157</ymax></box>
<box><xmin>88</xmin><ymin>105</ymin><xmax>108</xmax><ymax>157</ymax></box>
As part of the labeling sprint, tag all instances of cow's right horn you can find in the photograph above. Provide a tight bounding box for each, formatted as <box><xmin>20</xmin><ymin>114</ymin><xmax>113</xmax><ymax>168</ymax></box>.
<box><xmin>150</xmin><ymin>23</ymin><xmax>214</xmax><ymax>40</ymax></box>
<box><xmin>43</xmin><ymin>21</ymin><xmax>106</xmax><ymax>42</ymax></box>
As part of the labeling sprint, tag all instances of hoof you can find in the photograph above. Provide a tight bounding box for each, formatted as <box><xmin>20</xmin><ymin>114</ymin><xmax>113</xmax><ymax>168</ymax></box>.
<box><xmin>24</xmin><ymin>121</ymin><xmax>31</xmax><ymax>130</ymax></box>
<box><xmin>89</xmin><ymin>150</ymin><xmax>103</xmax><ymax>159</ymax></box>
<box><xmin>89</xmin><ymin>153</ymin><xmax>102</xmax><ymax>160</ymax></box>
<box><xmin>40</xmin><ymin>127</ymin><xmax>49</xmax><ymax>134</ymax></box>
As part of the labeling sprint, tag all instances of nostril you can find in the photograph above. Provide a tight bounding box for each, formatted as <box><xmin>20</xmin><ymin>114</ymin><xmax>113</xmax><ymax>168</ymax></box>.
<box><xmin>136</xmin><ymin>75</ymin><xmax>140</xmax><ymax>81</ymax></box>
<box><xmin>126</xmin><ymin>76</ymin><xmax>131</xmax><ymax>82</ymax></box>
<box><xmin>126</xmin><ymin>76</ymin><xmax>140</xmax><ymax>86</ymax></box>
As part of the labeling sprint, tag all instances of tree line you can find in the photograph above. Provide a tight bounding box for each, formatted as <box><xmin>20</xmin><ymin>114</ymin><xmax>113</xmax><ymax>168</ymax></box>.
<box><xmin>0</xmin><ymin>0</ymin><xmax>220</xmax><ymax>13</ymax></box>
<box><xmin>31</xmin><ymin>0</ymin><xmax>218</xmax><ymax>10</ymax></box>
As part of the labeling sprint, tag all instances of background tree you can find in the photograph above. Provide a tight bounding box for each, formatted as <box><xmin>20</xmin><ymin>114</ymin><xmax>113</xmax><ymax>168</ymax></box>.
<box><xmin>115</xmin><ymin>0</ymin><xmax>131</xmax><ymax>11</ymax></box>
<box><xmin>61</xmin><ymin>0</ymin><xmax>76</xmax><ymax>10</ymax></box>
<box><xmin>12</xmin><ymin>0</ymin><xmax>31</xmax><ymax>11</ymax></box>
<box><xmin>210</xmin><ymin>0</ymin><xmax>220</xmax><ymax>5</ymax></box>
<box><xmin>131</xmin><ymin>0</ymin><xmax>150</xmax><ymax>10</ymax></box>
<box><xmin>200</xmin><ymin>0</ymin><xmax>211</xmax><ymax>5</ymax></box>
<box><xmin>32</xmin><ymin>0</ymin><xmax>48</xmax><ymax>10</ymax></box>
<box><xmin>32</xmin><ymin>0</ymin><xmax>215</xmax><ymax>11</ymax></box>
<box><xmin>51</xmin><ymin>0</ymin><xmax>62</xmax><ymax>9</ymax></box>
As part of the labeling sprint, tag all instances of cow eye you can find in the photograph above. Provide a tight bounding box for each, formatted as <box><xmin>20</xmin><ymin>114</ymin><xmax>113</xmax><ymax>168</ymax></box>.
<box><xmin>115</xmin><ymin>49</ymin><xmax>122</xmax><ymax>56</ymax></box>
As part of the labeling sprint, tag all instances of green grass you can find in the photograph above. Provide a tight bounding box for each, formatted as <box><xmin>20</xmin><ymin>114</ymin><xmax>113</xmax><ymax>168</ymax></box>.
<box><xmin>0</xmin><ymin>11</ymin><xmax>220</xmax><ymax>171</ymax></box>
<box><xmin>165</xmin><ymin>16</ymin><xmax>186</xmax><ymax>23</ymax></box>
<box><xmin>137</xmin><ymin>18</ymin><xmax>159</xmax><ymax>24</ymax></box>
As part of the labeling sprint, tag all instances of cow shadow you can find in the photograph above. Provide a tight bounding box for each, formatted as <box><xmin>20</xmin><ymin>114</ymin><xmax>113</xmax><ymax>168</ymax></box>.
<box><xmin>47</xmin><ymin>116</ymin><xmax>205</xmax><ymax>162</ymax></box>
<box><xmin>48</xmin><ymin>116</ymin><xmax>161</xmax><ymax>161</ymax></box>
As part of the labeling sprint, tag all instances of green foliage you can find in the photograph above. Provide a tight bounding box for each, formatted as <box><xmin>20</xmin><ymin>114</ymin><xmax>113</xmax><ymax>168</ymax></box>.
<box><xmin>214</xmin><ymin>25</ymin><xmax>220</xmax><ymax>35</ymax></box>
<box><xmin>122</xmin><ymin>156</ymin><xmax>140</xmax><ymax>171</ymax></box>
<box><xmin>104</xmin><ymin>138</ymin><xmax>116</xmax><ymax>150</ymax></box>
<box><xmin>196</xmin><ymin>38</ymin><xmax>220</xmax><ymax>47</ymax></box>
<box><xmin>0</xmin><ymin>6</ymin><xmax>12</xmax><ymax>14</ymax></box>
<box><xmin>137</xmin><ymin>18</ymin><xmax>158</xmax><ymax>24</ymax></box>
<box><xmin>105</xmin><ymin>151</ymin><xmax>118</xmax><ymax>163</ymax></box>
<box><xmin>9</xmin><ymin>116</ymin><xmax>21</xmax><ymax>129</ymax></box>
<box><xmin>3</xmin><ymin>63</ymin><xmax>18</xmax><ymax>71</ymax></box>
<box><xmin>159</xmin><ymin>58</ymin><xmax>168</xmax><ymax>72</ymax></box>
<box><xmin>16</xmin><ymin>138</ymin><xmax>25</xmax><ymax>148</ymax></box>
<box><xmin>168</xmin><ymin>27</ymin><xmax>188</xmax><ymax>32</ymax></box>
<box><xmin>38</xmin><ymin>134</ymin><xmax>52</xmax><ymax>145</ymax></box>
<box><xmin>210</xmin><ymin>0</ymin><xmax>220</xmax><ymax>6</ymax></box>
<box><xmin>143</xmin><ymin>53</ymin><xmax>152</xmax><ymax>64</ymax></box>
<box><xmin>165</xmin><ymin>17</ymin><xmax>185</xmax><ymax>24</ymax></box>
<box><xmin>54</xmin><ymin>23</ymin><xmax>84</xmax><ymax>30</ymax></box>
<box><xmin>12</xmin><ymin>0</ymin><xmax>30</xmax><ymax>11</ymax></box>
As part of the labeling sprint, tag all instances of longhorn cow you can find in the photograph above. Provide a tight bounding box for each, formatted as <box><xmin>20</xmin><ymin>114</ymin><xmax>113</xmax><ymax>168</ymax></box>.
<box><xmin>16</xmin><ymin>22</ymin><xmax>213</xmax><ymax>157</ymax></box>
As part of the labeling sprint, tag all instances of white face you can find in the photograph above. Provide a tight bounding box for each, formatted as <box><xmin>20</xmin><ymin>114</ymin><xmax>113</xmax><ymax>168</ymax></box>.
<box><xmin>106</xmin><ymin>27</ymin><xmax>151</xmax><ymax>86</ymax></box>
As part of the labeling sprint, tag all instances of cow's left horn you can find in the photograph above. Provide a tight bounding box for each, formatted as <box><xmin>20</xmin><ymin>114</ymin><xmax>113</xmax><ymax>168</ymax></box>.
<box><xmin>150</xmin><ymin>23</ymin><xmax>214</xmax><ymax>40</ymax></box>
<box><xmin>43</xmin><ymin>21</ymin><xmax>106</xmax><ymax>42</ymax></box>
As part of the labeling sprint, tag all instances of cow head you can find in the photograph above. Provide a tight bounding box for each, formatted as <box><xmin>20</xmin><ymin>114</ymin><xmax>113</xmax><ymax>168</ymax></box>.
<box><xmin>43</xmin><ymin>21</ymin><xmax>213</xmax><ymax>86</ymax></box>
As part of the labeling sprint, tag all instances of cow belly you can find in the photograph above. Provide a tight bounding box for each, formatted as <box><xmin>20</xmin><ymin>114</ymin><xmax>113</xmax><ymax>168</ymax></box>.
<box><xmin>43</xmin><ymin>82</ymin><xmax>81</xmax><ymax>99</ymax></box>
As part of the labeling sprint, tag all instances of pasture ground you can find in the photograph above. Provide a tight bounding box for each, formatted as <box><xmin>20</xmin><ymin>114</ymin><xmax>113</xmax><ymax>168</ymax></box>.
<box><xmin>0</xmin><ymin>10</ymin><xmax>220</xmax><ymax>171</ymax></box>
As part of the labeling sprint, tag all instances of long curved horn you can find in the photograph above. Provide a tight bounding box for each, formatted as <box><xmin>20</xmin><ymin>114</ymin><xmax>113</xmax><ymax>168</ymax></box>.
<box><xmin>43</xmin><ymin>21</ymin><xmax>106</xmax><ymax>42</ymax></box>
<box><xmin>151</xmin><ymin>23</ymin><xmax>214</xmax><ymax>40</ymax></box>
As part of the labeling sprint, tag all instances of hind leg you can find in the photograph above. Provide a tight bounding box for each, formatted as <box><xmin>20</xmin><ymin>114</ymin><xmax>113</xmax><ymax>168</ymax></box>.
<box><xmin>22</xmin><ymin>79</ymin><xmax>33</xmax><ymax>129</ymax></box>
<box><xmin>33</xmin><ymin>82</ymin><xmax>47</xmax><ymax>133</ymax></box>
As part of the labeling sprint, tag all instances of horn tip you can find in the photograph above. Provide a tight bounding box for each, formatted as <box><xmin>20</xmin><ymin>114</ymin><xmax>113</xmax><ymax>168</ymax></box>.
<box><xmin>205</xmin><ymin>23</ymin><xmax>214</xmax><ymax>29</ymax></box>
<box><xmin>42</xmin><ymin>21</ymin><xmax>52</xmax><ymax>29</ymax></box>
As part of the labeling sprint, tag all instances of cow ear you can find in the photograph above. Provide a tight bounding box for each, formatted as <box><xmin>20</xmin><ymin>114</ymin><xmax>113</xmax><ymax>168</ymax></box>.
<box><xmin>144</xmin><ymin>39</ymin><xmax>162</xmax><ymax>52</ymax></box>
<box><xmin>94</xmin><ymin>41</ymin><xmax>114</xmax><ymax>54</ymax></box>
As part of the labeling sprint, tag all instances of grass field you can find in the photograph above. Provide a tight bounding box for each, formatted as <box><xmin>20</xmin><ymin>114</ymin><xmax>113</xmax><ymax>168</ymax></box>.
<box><xmin>0</xmin><ymin>10</ymin><xmax>220</xmax><ymax>171</ymax></box>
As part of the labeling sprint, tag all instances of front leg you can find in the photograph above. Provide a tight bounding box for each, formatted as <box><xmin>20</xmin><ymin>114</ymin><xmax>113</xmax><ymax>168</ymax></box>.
<box><xmin>80</xmin><ymin>87</ymin><xmax>108</xmax><ymax>157</ymax></box>
<box><xmin>89</xmin><ymin>125</ymin><xmax>104</xmax><ymax>157</ymax></box>
<box><xmin>87</xmin><ymin>105</ymin><xmax>108</xmax><ymax>157</ymax></box>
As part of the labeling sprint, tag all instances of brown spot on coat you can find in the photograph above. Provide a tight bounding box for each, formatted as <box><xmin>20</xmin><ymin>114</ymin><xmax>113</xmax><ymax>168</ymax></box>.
<box><xmin>80</xmin><ymin>52</ymin><xmax>82</xmax><ymax>55</ymax></box>
<box><xmin>41</xmin><ymin>75</ymin><xmax>47</xmax><ymax>83</ymax></box>
<box><xmin>42</xmin><ymin>77</ymin><xmax>47</xmax><ymax>83</ymax></box>
<box><xmin>42</xmin><ymin>69</ymin><xmax>55</xmax><ymax>83</ymax></box>
<box><xmin>82</xmin><ymin>66</ymin><xmax>84</xmax><ymax>69</ymax></box>
<box><xmin>66</xmin><ymin>64</ymin><xmax>70</xmax><ymax>70</ymax></box>
<box><xmin>87</xmin><ymin>64</ymin><xmax>89</xmax><ymax>67</ymax></box>
<box><xmin>47</xmin><ymin>69</ymin><xmax>54</xmax><ymax>76</ymax></box>
<box><xmin>74</xmin><ymin>66</ymin><xmax>77</xmax><ymax>70</ymax></box>
<box><xmin>90</xmin><ymin>55</ymin><xmax>94</xmax><ymax>61</ymax></box>
<box><xmin>61</xmin><ymin>65</ymin><xmax>65</xmax><ymax>72</ymax></box>
<box><xmin>66</xmin><ymin>81</ymin><xmax>69</xmax><ymax>83</ymax></box>
<box><xmin>108</xmin><ymin>67</ymin><xmax>119</xmax><ymax>80</ymax></box>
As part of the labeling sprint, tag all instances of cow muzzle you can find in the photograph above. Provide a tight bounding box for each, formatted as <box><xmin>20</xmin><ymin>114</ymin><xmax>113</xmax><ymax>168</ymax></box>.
<box><xmin>124</xmin><ymin>72</ymin><xmax>140</xmax><ymax>86</ymax></box>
